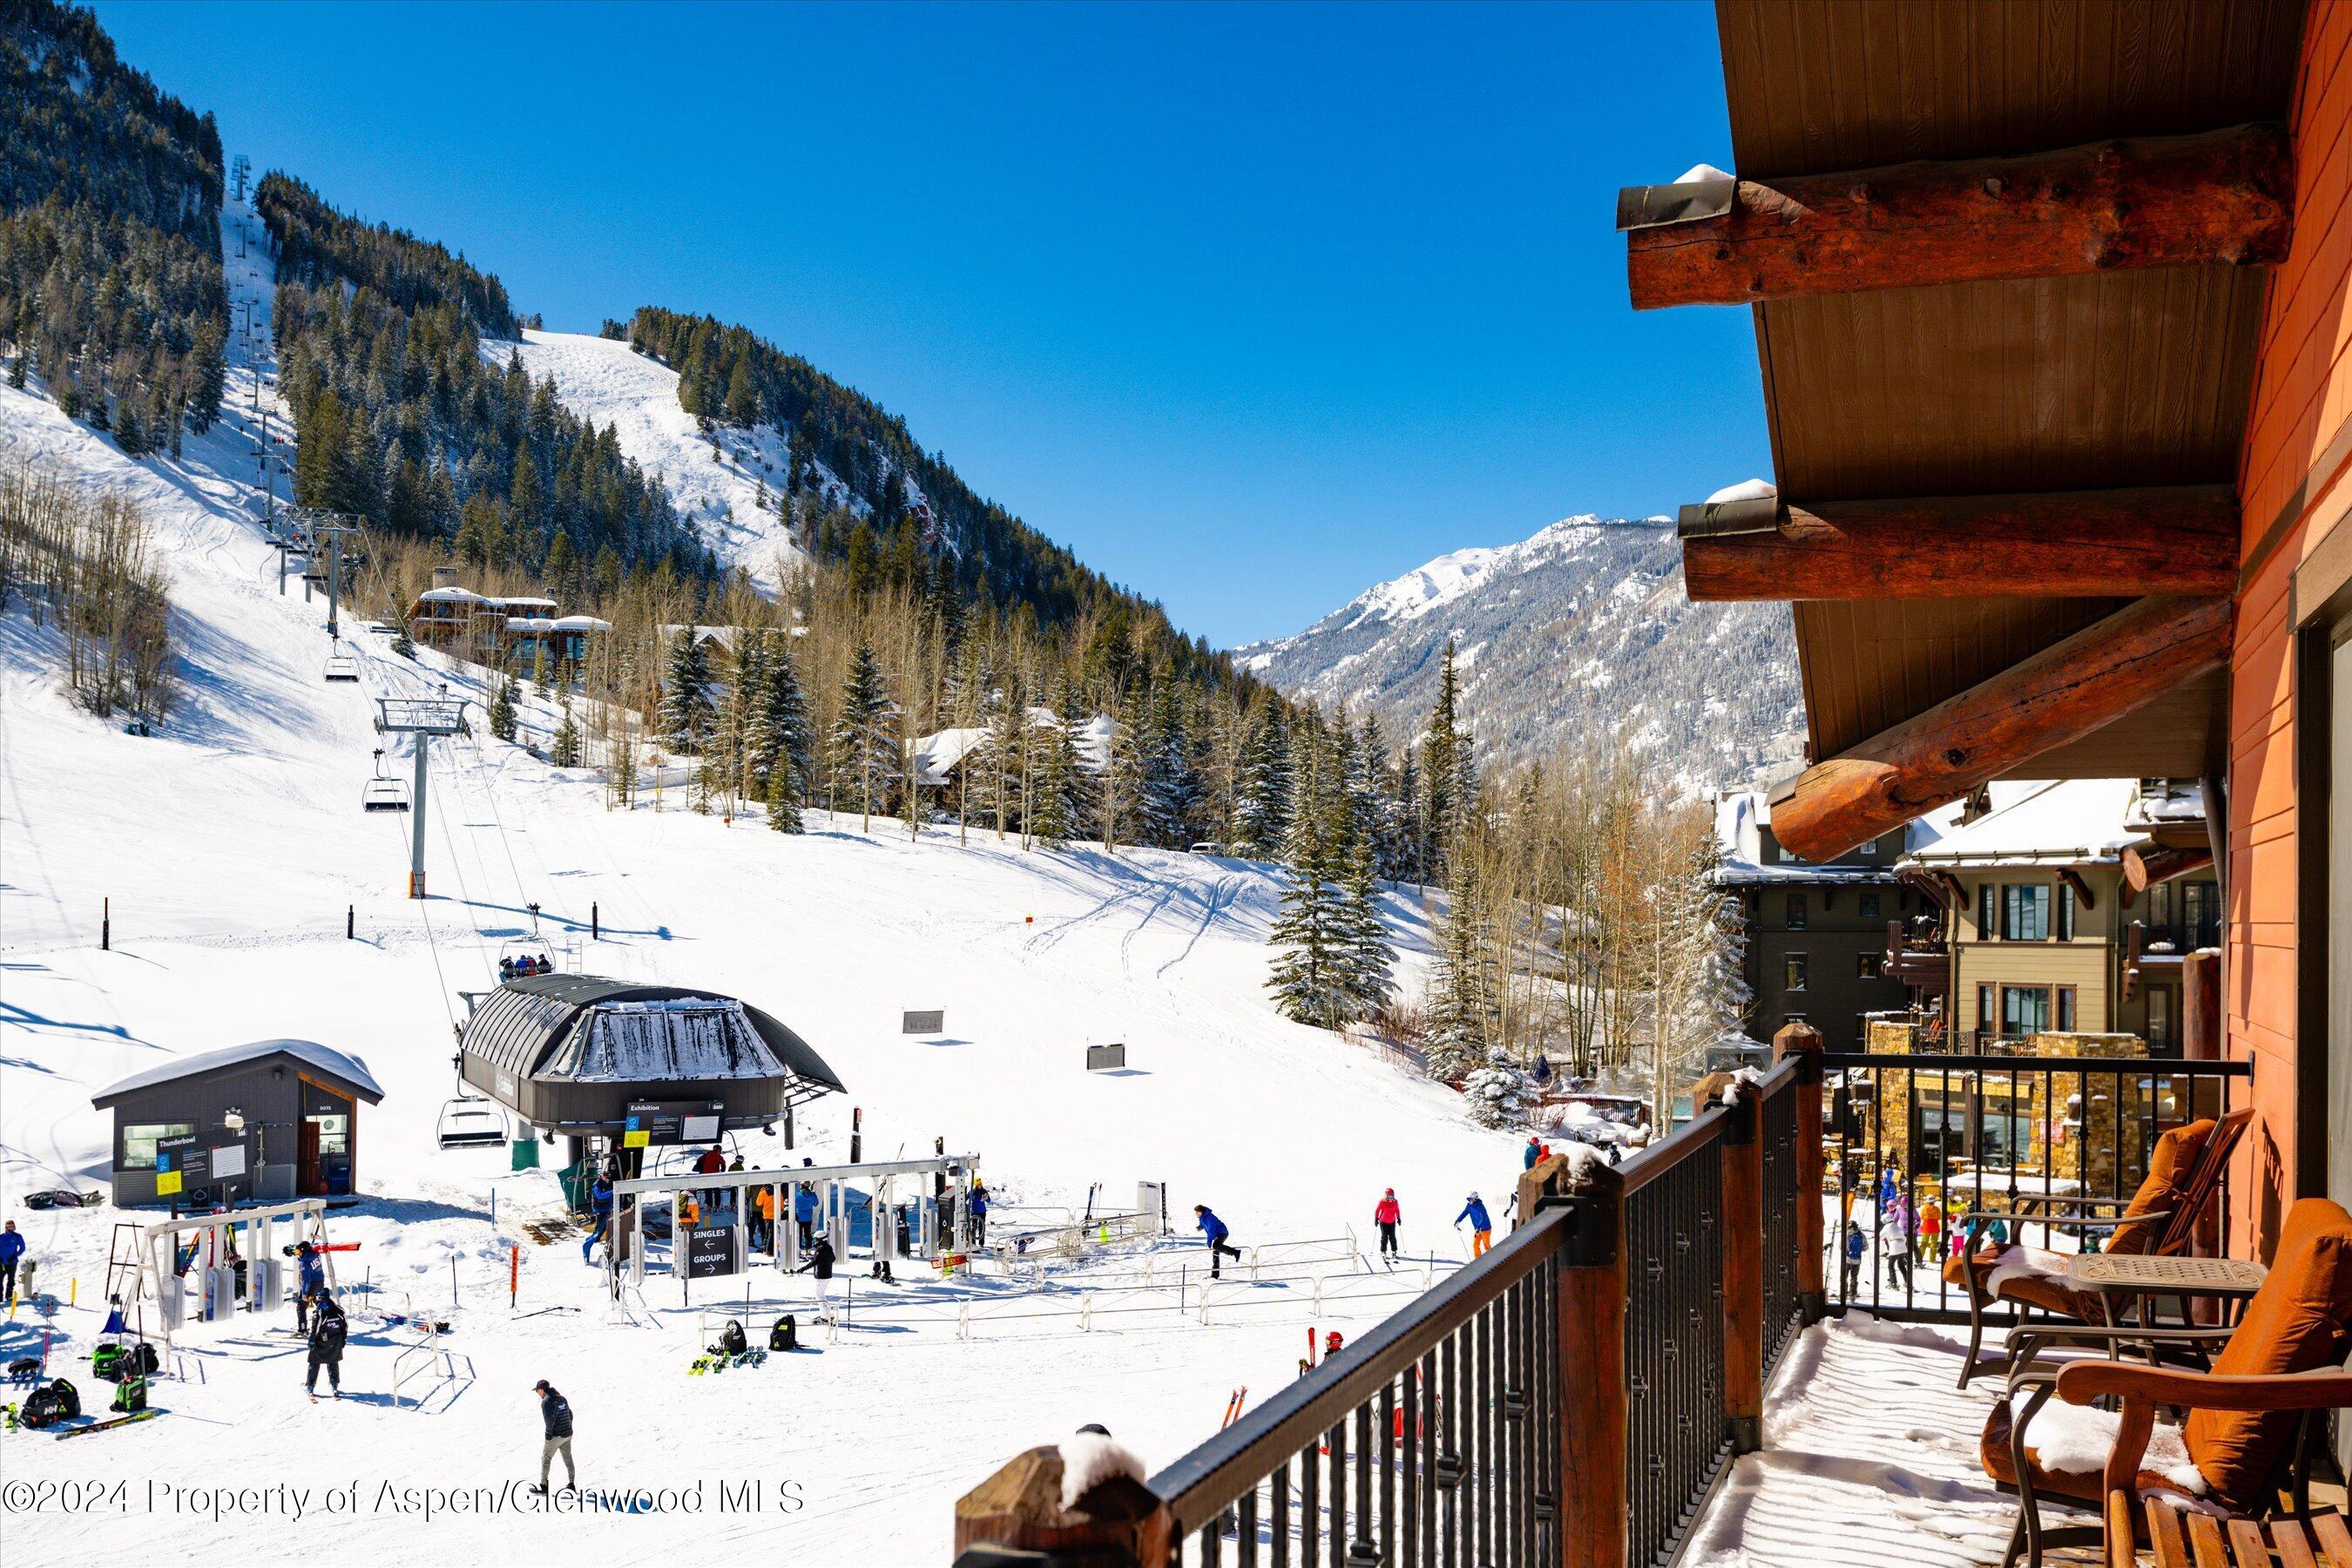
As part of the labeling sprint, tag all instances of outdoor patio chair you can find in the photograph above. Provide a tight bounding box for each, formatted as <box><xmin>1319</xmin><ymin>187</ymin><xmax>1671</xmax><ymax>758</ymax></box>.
<box><xmin>1944</xmin><ymin>1108</ymin><xmax>2254</xmax><ymax>1388</ymax></box>
<box><xmin>1979</xmin><ymin>1195</ymin><xmax>2352</xmax><ymax>1568</ymax></box>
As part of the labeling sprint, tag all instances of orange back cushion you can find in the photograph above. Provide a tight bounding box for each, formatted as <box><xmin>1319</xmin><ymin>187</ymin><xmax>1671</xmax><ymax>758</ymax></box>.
<box><xmin>2106</xmin><ymin>1120</ymin><xmax>2213</xmax><ymax>1257</ymax></box>
<box><xmin>2185</xmin><ymin>1198</ymin><xmax>2352</xmax><ymax>1510</ymax></box>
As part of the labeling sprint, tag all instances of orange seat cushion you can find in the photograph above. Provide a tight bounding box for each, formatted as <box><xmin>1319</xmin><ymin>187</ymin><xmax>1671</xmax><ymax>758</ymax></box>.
<box><xmin>2184</xmin><ymin>1198</ymin><xmax>2352</xmax><ymax>1511</ymax></box>
<box><xmin>1981</xmin><ymin>1396</ymin><xmax>2196</xmax><ymax>1504</ymax></box>
<box><xmin>2106</xmin><ymin>1120</ymin><xmax>2213</xmax><ymax>1258</ymax></box>
<box><xmin>1940</xmin><ymin>1249</ymin><xmax>2102</xmax><ymax>1320</ymax></box>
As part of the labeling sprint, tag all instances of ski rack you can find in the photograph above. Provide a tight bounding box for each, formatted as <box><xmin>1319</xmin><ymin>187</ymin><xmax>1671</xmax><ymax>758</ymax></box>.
<box><xmin>121</xmin><ymin>1200</ymin><xmax>334</xmax><ymax>1352</ymax></box>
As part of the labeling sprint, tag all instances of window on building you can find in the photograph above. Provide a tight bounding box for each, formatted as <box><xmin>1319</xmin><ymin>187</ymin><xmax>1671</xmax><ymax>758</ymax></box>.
<box><xmin>2148</xmin><ymin>988</ymin><xmax>2175</xmax><ymax>1053</ymax></box>
<box><xmin>1785</xmin><ymin>954</ymin><xmax>1808</xmax><ymax>992</ymax></box>
<box><xmin>1858</xmin><ymin>952</ymin><xmax>1885</xmax><ymax>980</ymax></box>
<box><xmin>1860</xmin><ymin>836</ymin><xmax>1882</xmax><ymax>857</ymax></box>
<box><xmin>1977</xmin><ymin>983</ymin><xmax>1994</xmax><ymax>1036</ymax></box>
<box><xmin>1860</xmin><ymin>892</ymin><xmax>1881</xmax><ymax>919</ymax></box>
<box><xmin>2004</xmin><ymin>883</ymin><xmax>2051</xmax><ymax>942</ymax></box>
<box><xmin>2056</xmin><ymin>985</ymin><xmax>2077</xmax><ymax>1032</ymax></box>
<box><xmin>2183</xmin><ymin>882</ymin><xmax>2220</xmax><ymax>949</ymax></box>
<box><xmin>307</xmin><ymin>1112</ymin><xmax>350</xmax><ymax>1157</ymax></box>
<box><xmin>1785</xmin><ymin>893</ymin><xmax>1808</xmax><ymax>930</ymax></box>
<box><xmin>121</xmin><ymin>1121</ymin><xmax>194</xmax><ymax>1170</ymax></box>
<box><xmin>2002</xmin><ymin>984</ymin><xmax>2052</xmax><ymax>1038</ymax></box>
<box><xmin>1978</xmin><ymin>884</ymin><xmax>1997</xmax><ymax>940</ymax></box>
<box><xmin>2058</xmin><ymin>884</ymin><xmax>2078</xmax><ymax>940</ymax></box>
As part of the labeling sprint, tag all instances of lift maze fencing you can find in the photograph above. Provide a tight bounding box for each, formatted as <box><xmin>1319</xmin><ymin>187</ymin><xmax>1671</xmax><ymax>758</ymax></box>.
<box><xmin>596</xmin><ymin>1153</ymin><xmax>1444</xmax><ymax>1348</ymax></box>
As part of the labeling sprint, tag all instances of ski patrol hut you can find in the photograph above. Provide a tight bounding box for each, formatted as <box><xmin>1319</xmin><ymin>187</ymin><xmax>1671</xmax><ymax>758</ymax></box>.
<box><xmin>456</xmin><ymin>976</ymin><xmax>843</xmax><ymax>1168</ymax></box>
<box><xmin>91</xmin><ymin>1040</ymin><xmax>385</xmax><ymax>1207</ymax></box>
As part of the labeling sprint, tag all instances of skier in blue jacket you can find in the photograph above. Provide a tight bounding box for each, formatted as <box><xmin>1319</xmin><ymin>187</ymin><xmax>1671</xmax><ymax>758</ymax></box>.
<box><xmin>294</xmin><ymin>1240</ymin><xmax>328</xmax><ymax>1332</ymax></box>
<box><xmin>794</xmin><ymin>1183</ymin><xmax>821</xmax><ymax>1252</ymax></box>
<box><xmin>1456</xmin><ymin>1193</ymin><xmax>1493</xmax><ymax>1258</ymax></box>
<box><xmin>1193</xmin><ymin>1205</ymin><xmax>1242</xmax><ymax>1278</ymax></box>
<box><xmin>0</xmin><ymin>1220</ymin><xmax>24</xmax><ymax>1304</ymax></box>
<box><xmin>580</xmin><ymin>1175</ymin><xmax>614</xmax><ymax>1264</ymax></box>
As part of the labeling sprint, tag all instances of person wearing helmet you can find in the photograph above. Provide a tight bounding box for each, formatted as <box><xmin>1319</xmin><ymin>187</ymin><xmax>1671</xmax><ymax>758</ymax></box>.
<box><xmin>1371</xmin><ymin>1189</ymin><xmax>1401</xmax><ymax>1260</ymax></box>
<box><xmin>1455</xmin><ymin>1193</ymin><xmax>1493</xmax><ymax>1258</ymax></box>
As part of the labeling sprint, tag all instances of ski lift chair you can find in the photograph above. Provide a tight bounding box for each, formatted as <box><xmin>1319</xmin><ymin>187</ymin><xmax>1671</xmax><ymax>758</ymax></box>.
<box><xmin>323</xmin><ymin>649</ymin><xmax>361</xmax><ymax>684</ymax></box>
<box><xmin>362</xmin><ymin>748</ymin><xmax>410</xmax><ymax>812</ymax></box>
<box><xmin>436</xmin><ymin>1098</ymin><xmax>510</xmax><ymax>1151</ymax></box>
<box><xmin>496</xmin><ymin>941</ymin><xmax>559</xmax><ymax>981</ymax></box>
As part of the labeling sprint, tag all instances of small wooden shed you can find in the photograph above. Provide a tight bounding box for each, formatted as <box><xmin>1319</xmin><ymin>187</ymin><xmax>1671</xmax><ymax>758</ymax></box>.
<box><xmin>91</xmin><ymin>1040</ymin><xmax>386</xmax><ymax>1207</ymax></box>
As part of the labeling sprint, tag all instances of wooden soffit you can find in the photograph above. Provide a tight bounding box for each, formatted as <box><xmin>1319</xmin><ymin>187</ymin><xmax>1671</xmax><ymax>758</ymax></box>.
<box><xmin>1712</xmin><ymin>0</ymin><xmax>2306</xmax><ymax>781</ymax></box>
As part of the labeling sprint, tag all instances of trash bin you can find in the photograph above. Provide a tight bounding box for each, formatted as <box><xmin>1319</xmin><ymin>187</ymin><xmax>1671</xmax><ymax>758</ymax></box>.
<box><xmin>510</xmin><ymin>1137</ymin><xmax>541</xmax><ymax>1173</ymax></box>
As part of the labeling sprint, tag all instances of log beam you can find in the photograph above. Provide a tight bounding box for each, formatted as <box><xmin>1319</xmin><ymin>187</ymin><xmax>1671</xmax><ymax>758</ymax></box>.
<box><xmin>1623</xmin><ymin>123</ymin><xmax>2291</xmax><ymax>309</ymax></box>
<box><xmin>1679</xmin><ymin>486</ymin><xmax>2236</xmax><ymax>602</ymax></box>
<box><xmin>2058</xmin><ymin>868</ymin><xmax>2098</xmax><ymax>912</ymax></box>
<box><xmin>2122</xmin><ymin>842</ymin><xmax>2216</xmax><ymax>895</ymax></box>
<box><xmin>1768</xmin><ymin>596</ymin><xmax>2232</xmax><ymax>863</ymax></box>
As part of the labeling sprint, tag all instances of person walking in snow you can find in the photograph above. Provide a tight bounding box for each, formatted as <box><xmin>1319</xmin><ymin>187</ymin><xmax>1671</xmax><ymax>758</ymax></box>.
<box><xmin>581</xmin><ymin>1173</ymin><xmax>614</xmax><ymax>1264</ymax></box>
<box><xmin>1194</xmin><ymin>1206</ymin><xmax>1241</xmax><ymax>1279</ymax></box>
<box><xmin>294</xmin><ymin>1240</ymin><xmax>328</xmax><ymax>1333</ymax></box>
<box><xmin>1456</xmin><ymin>1193</ymin><xmax>1493</xmax><ymax>1259</ymax></box>
<box><xmin>531</xmin><ymin>1379</ymin><xmax>575</xmax><ymax>1496</ymax></box>
<box><xmin>1841</xmin><ymin>1220</ymin><xmax>1865</xmax><ymax>1301</ymax></box>
<box><xmin>1879</xmin><ymin>1211</ymin><xmax>1914</xmax><ymax>1293</ymax></box>
<box><xmin>795</xmin><ymin>1235</ymin><xmax>838</xmax><ymax>1316</ymax></box>
<box><xmin>1372</xmin><ymin>1189</ymin><xmax>1402</xmax><ymax>1259</ymax></box>
<box><xmin>0</xmin><ymin>1220</ymin><xmax>24</xmax><ymax>1304</ymax></box>
<box><xmin>304</xmin><ymin>1294</ymin><xmax>347</xmax><ymax>1400</ymax></box>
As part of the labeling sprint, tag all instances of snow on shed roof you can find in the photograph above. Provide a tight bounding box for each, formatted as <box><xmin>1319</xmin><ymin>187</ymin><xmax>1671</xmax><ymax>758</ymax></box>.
<box><xmin>1902</xmin><ymin>778</ymin><xmax>2146</xmax><ymax>869</ymax></box>
<box><xmin>92</xmin><ymin>1039</ymin><xmax>386</xmax><ymax>1108</ymax></box>
<box><xmin>912</xmin><ymin>727</ymin><xmax>990</xmax><ymax>786</ymax></box>
<box><xmin>416</xmin><ymin>586</ymin><xmax>486</xmax><ymax>603</ymax></box>
<box><xmin>1711</xmin><ymin>789</ymin><xmax>1957</xmax><ymax>886</ymax></box>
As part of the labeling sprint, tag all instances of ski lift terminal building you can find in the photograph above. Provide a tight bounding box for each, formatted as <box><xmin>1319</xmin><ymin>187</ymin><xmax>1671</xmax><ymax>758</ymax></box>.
<box><xmin>457</xmin><ymin>976</ymin><xmax>844</xmax><ymax>1162</ymax></box>
<box><xmin>91</xmin><ymin>1040</ymin><xmax>385</xmax><ymax>1207</ymax></box>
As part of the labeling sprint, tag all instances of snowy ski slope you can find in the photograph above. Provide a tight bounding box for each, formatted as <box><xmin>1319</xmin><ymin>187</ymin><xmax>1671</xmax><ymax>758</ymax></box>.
<box><xmin>0</xmin><ymin>199</ymin><xmax>1517</xmax><ymax>1567</ymax></box>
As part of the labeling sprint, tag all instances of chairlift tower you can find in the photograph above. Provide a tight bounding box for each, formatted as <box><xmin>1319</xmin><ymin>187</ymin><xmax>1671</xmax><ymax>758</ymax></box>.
<box><xmin>286</xmin><ymin>509</ymin><xmax>363</xmax><ymax>639</ymax></box>
<box><xmin>376</xmin><ymin>693</ymin><xmax>469</xmax><ymax>898</ymax></box>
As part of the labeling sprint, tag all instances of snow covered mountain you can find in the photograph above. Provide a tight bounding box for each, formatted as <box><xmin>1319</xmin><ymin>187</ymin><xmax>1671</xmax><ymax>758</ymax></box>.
<box><xmin>1235</xmin><ymin>515</ymin><xmax>1804</xmax><ymax>787</ymax></box>
<box><xmin>503</xmin><ymin>329</ymin><xmax>814</xmax><ymax>591</ymax></box>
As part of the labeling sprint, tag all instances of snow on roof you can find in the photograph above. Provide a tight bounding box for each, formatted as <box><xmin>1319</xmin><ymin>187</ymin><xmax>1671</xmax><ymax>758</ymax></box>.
<box><xmin>1902</xmin><ymin>778</ymin><xmax>2147</xmax><ymax>869</ymax></box>
<box><xmin>2125</xmin><ymin>778</ymin><xmax>2209</xmax><ymax>832</ymax></box>
<box><xmin>91</xmin><ymin>1038</ymin><xmax>386</xmax><ymax>1107</ymax></box>
<box><xmin>489</xmin><ymin>596</ymin><xmax>558</xmax><ymax>610</ymax></box>
<box><xmin>1711</xmin><ymin>789</ymin><xmax>1957</xmax><ymax>885</ymax></box>
<box><xmin>1704</xmin><ymin>476</ymin><xmax>1777</xmax><ymax>506</ymax></box>
<box><xmin>911</xmin><ymin>727</ymin><xmax>990</xmax><ymax>786</ymax></box>
<box><xmin>550</xmin><ymin>615</ymin><xmax>609</xmax><ymax>632</ymax></box>
<box><xmin>1676</xmin><ymin>162</ymin><xmax>1734</xmax><ymax>184</ymax></box>
<box><xmin>415</xmin><ymin>586</ymin><xmax>485</xmax><ymax>603</ymax></box>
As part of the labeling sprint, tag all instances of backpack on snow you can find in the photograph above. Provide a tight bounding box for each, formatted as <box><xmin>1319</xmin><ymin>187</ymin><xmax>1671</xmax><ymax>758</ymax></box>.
<box><xmin>132</xmin><ymin>1342</ymin><xmax>159</xmax><ymax>1375</ymax></box>
<box><xmin>89</xmin><ymin>1344</ymin><xmax>125</xmax><ymax>1382</ymax></box>
<box><xmin>767</xmin><ymin>1315</ymin><xmax>798</xmax><ymax>1352</ymax></box>
<box><xmin>712</xmin><ymin>1319</ymin><xmax>747</xmax><ymax>1356</ymax></box>
<box><xmin>312</xmin><ymin>1317</ymin><xmax>347</xmax><ymax>1357</ymax></box>
<box><xmin>20</xmin><ymin>1377</ymin><xmax>78</xmax><ymax>1429</ymax></box>
<box><xmin>111</xmin><ymin>1374</ymin><xmax>146</xmax><ymax>1414</ymax></box>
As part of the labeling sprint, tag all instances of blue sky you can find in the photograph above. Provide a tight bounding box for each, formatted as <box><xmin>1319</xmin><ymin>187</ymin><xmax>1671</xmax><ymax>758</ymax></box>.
<box><xmin>94</xmin><ymin>0</ymin><xmax>1766</xmax><ymax>647</ymax></box>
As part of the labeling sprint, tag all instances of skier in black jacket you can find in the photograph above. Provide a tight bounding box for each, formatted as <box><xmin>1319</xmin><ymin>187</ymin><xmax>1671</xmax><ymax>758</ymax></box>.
<box><xmin>531</xmin><ymin>1379</ymin><xmax>575</xmax><ymax>1494</ymax></box>
<box><xmin>796</xmin><ymin>1235</ymin><xmax>837</xmax><ymax>1318</ymax></box>
<box><xmin>305</xmin><ymin>1296</ymin><xmax>346</xmax><ymax>1400</ymax></box>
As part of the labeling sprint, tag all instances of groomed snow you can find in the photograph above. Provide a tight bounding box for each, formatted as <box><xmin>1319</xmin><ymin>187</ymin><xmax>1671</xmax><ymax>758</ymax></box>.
<box><xmin>0</xmin><ymin>198</ymin><xmax>1518</xmax><ymax>1567</ymax></box>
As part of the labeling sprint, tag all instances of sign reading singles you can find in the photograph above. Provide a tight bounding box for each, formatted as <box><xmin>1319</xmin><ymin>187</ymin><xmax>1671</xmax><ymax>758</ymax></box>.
<box><xmin>619</xmin><ymin>1099</ymin><xmax>727</xmax><ymax>1149</ymax></box>
<box><xmin>684</xmin><ymin>1224</ymin><xmax>741</xmax><ymax>1280</ymax></box>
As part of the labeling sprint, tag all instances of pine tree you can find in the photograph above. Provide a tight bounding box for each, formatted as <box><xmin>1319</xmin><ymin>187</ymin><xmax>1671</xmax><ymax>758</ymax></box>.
<box><xmin>759</xmin><ymin>636</ymin><xmax>813</xmax><ymax>801</ymax></box>
<box><xmin>1266</xmin><ymin>797</ymin><xmax>1348</xmax><ymax>1028</ymax></box>
<box><xmin>1026</xmin><ymin>680</ymin><xmax>1085</xmax><ymax>847</ymax></box>
<box><xmin>1424</xmin><ymin>831</ymin><xmax>1495</xmax><ymax>1082</ymax></box>
<box><xmin>551</xmin><ymin>697</ymin><xmax>582</xmax><ymax>767</ymax></box>
<box><xmin>830</xmin><ymin>640</ymin><xmax>899</xmax><ymax>830</ymax></box>
<box><xmin>1421</xmin><ymin>639</ymin><xmax>1470</xmax><ymax>877</ymax></box>
<box><xmin>489</xmin><ymin>676</ymin><xmax>517</xmax><ymax>743</ymax></box>
<box><xmin>766</xmin><ymin>747</ymin><xmax>803</xmax><ymax>833</ymax></box>
<box><xmin>1233</xmin><ymin>706</ymin><xmax>1292</xmax><ymax>859</ymax></box>
<box><xmin>391</xmin><ymin>626</ymin><xmax>416</xmax><ymax>660</ymax></box>
<box><xmin>659</xmin><ymin>629</ymin><xmax>714</xmax><ymax>752</ymax></box>
<box><xmin>1338</xmin><ymin>835</ymin><xmax>1398</xmax><ymax>1023</ymax></box>
<box><xmin>1139</xmin><ymin>684</ymin><xmax>1197</xmax><ymax>849</ymax></box>
<box><xmin>724</xmin><ymin>359</ymin><xmax>760</xmax><ymax>426</ymax></box>
<box><xmin>724</xmin><ymin>631</ymin><xmax>770</xmax><ymax>807</ymax></box>
<box><xmin>1099</xmin><ymin>683</ymin><xmax>1147</xmax><ymax>853</ymax></box>
<box><xmin>1459</xmin><ymin>1054</ymin><xmax>1537</xmax><ymax>1129</ymax></box>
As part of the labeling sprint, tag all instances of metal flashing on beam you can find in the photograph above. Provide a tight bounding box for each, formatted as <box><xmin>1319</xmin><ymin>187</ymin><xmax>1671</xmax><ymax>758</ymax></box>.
<box><xmin>1616</xmin><ymin>177</ymin><xmax>1737</xmax><ymax>232</ymax></box>
<box><xmin>1677</xmin><ymin>497</ymin><xmax>1783</xmax><ymax>539</ymax></box>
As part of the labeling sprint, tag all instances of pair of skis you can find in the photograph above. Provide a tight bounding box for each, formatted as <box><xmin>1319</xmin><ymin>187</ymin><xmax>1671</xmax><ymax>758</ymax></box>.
<box><xmin>52</xmin><ymin>1409</ymin><xmax>161</xmax><ymax>1439</ymax></box>
<box><xmin>688</xmin><ymin>1350</ymin><xmax>767</xmax><ymax>1375</ymax></box>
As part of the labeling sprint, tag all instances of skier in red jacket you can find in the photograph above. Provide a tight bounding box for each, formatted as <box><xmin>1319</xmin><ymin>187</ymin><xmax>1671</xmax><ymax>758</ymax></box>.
<box><xmin>1372</xmin><ymin>1189</ymin><xmax>1401</xmax><ymax>1260</ymax></box>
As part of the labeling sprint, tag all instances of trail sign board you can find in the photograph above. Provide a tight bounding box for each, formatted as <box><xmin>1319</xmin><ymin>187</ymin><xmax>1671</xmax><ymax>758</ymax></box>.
<box><xmin>902</xmin><ymin>1010</ymin><xmax>944</xmax><ymax>1036</ymax></box>
<box><xmin>620</xmin><ymin>1099</ymin><xmax>726</xmax><ymax>1149</ymax></box>
<box><xmin>153</xmin><ymin>1132</ymin><xmax>249</xmax><ymax>1197</ymax></box>
<box><xmin>1085</xmin><ymin>1043</ymin><xmax>1127</xmax><ymax>1072</ymax></box>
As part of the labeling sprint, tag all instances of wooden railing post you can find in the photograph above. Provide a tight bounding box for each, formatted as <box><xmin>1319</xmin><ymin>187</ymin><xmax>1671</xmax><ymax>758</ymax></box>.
<box><xmin>1556</xmin><ymin>1159</ymin><xmax>1628</xmax><ymax>1568</ymax></box>
<box><xmin>1720</xmin><ymin>1079</ymin><xmax>1764</xmax><ymax>1455</ymax></box>
<box><xmin>1774</xmin><ymin>1023</ymin><xmax>1827</xmax><ymax>1323</ymax></box>
<box><xmin>952</xmin><ymin>1441</ymin><xmax>1168</xmax><ymax>1566</ymax></box>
